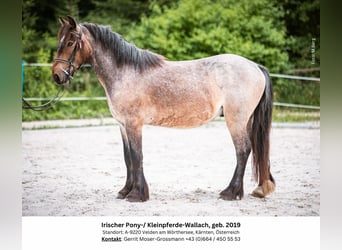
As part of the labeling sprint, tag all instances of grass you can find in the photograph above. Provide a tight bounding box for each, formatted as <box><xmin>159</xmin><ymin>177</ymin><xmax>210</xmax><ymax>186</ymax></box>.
<box><xmin>272</xmin><ymin>107</ymin><xmax>320</xmax><ymax>123</ymax></box>
<box><xmin>22</xmin><ymin>99</ymin><xmax>111</xmax><ymax>121</ymax></box>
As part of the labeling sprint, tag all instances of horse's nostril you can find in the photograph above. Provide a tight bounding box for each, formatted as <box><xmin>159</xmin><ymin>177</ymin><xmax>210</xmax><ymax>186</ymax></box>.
<box><xmin>53</xmin><ymin>74</ymin><xmax>60</xmax><ymax>83</ymax></box>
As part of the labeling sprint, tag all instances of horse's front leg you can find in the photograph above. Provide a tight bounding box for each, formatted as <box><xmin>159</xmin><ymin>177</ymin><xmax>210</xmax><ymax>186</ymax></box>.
<box><xmin>117</xmin><ymin>125</ymin><xmax>134</xmax><ymax>199</ymax></box>
<box><xmin>117</xmin><ymin>123</ymin><xmax>149</xmax><ymax>202</ymax></box>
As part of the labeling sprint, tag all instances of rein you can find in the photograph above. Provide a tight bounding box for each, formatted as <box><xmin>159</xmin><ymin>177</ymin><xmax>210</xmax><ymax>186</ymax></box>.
<box><xmin>22</xmin><ymin>87</ymin><xmax>65</xmax><ymax>111</ymax></box>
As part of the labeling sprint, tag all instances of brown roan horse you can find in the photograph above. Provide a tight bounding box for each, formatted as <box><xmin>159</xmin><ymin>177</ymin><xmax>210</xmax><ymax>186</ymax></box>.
<box><xmin>52</xmin><ymin>16</ymin><xmax>275</xmax><ymax>202</ymax></box>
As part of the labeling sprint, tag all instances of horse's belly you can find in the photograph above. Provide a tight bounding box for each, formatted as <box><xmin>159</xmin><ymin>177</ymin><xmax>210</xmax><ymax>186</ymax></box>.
<box><xmin>142</xmin><ymin>82</ymin><xmax>223</xmax><ymax>128</ymax></box>
<box><xmin>147</xmin><ymin>112</ymin><xmax>216</xmax><ymax>128</ymax></box>
<box><xmin>145</xmin><ymin>102</ymin><xmax>220</xmax><ymax>128</ymax></box>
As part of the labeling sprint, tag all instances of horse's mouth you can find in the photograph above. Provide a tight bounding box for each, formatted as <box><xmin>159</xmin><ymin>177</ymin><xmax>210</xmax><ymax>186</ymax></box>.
<box><xmin>53</xmin><ymin>74</ymin><xmax>68</xmax><ymax>86</ymax></box>
<box><xmin>52</xmin><ymin>67</ymin><xmax>75</xmax><ymax>85</ymax></box>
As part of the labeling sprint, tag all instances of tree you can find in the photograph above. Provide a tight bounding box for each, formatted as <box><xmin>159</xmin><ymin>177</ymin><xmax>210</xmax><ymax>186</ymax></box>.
<box><xmin>84</xmin><ymin>0</ymin><xmax>150</xmax><ymax>34</ymax></box>
<box><xmin>280</xmin><ymin>0</ymin><xmax>320</xmax><ymax>75</ymax></box>
<box><xmin>128</xmin><ymin>0</ymin><xmax>289</xmax><ymax>73</ymax></box>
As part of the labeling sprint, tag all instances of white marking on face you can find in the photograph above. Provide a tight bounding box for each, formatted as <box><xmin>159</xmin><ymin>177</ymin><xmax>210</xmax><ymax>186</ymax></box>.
<box><xmin>60</xmin><ymin>35</ymin><xmax>65</xmax><ymax>44</ymax></box>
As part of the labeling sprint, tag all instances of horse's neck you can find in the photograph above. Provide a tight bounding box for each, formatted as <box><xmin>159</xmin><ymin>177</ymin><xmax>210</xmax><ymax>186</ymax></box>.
<box><xmin>90</xmin><ymin>45</ymin><xmax>123</xmax><ymax>91</ymax></box>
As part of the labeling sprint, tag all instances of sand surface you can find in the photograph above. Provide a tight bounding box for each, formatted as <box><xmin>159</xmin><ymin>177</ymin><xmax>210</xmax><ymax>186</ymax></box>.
<box><xmin>22</xmin><ymin>121</ymin><xmax>319</xmax><ymax>216</ymax></box>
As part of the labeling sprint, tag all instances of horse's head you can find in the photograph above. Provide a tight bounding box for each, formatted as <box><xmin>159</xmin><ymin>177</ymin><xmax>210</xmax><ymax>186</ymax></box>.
<box><xmin>52</xmin><ymin>16</ymin><xmax>90</xmax><ymax>85</ymax></box>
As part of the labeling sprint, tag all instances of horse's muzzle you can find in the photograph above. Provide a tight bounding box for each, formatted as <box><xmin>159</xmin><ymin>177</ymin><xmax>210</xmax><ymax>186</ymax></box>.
<box><xmin>52</xmin><ymin>71</ymin><xmax>68</xmax><ymax>85</ymax></box>
<box><xmin>53</xmin><ymin>73</ymin><xmax>62</xmax><ymax>84</ymax></box>
<box><xmin>52</xmin><ymin>67</ymin><xmax>73</xmax><ymax>85</ymax></box>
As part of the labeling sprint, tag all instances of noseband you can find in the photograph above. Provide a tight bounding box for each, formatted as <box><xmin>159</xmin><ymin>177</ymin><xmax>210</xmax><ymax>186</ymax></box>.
<box><xmin>53</xmin><ymin>25</ymin><xmax>83</xmax><ymax>81</ymax></box>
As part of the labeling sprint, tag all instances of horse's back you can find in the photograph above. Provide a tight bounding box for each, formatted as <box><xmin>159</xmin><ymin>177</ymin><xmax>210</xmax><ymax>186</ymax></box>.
<box><xmin>201</xmin><ymin>54</ymin><xmax>265</xmax><ymax>86</ymax></box>
<box><xmin>206</xmin><ymin>54</ymin><xmax>266</xmax><ymax>110</ymax></box>
<box><xmin>169</xmin><ymin>53</ymin><xmax>266</xmax><ymax>97</ymax></box>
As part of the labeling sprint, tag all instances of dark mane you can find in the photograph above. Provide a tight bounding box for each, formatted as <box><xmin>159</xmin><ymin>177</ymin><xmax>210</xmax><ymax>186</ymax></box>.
<box><xmin>82</xmin><ymin>23</ymin><xmax>164</xmax><ymax>72</ymax></box>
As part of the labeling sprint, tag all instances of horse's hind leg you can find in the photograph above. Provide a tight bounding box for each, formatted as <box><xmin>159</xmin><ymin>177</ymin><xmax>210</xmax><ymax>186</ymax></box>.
<box><xmin>220</xmin><ymin>113</ymin><xmax>252</xmax><ymax>200</ymax></box>
<box><xmin>117</xmin><ymin>124</ymin><xmax>149</xmax><ymax>202</ymax></box>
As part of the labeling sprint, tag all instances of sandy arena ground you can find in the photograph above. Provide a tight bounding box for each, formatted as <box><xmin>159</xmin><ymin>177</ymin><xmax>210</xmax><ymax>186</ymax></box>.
<box><xmin>22</xmin><ymin>120</ymin><xmax>319</xmax><ymax>216</ymax></box>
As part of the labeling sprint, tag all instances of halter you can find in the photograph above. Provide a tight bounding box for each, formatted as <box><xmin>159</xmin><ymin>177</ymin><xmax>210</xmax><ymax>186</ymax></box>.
<box><xmin>53</xmin><ymin>25</ymin><xmax>83</xmax><ymax>81</ymax></box>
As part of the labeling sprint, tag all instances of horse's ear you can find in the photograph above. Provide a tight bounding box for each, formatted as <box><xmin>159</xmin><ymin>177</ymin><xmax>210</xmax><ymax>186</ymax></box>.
<box><xmin>59</xmin><ymin>17</ymin><xmax>67</xmax><ymax>26</ymax></box>
<box><xmin>67</xmin><ymin>15</ymin><xmax>77</xmax><ymax>29</ymax></box>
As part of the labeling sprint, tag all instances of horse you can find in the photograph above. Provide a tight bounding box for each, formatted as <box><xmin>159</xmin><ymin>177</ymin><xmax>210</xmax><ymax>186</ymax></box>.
<box><xmin>52</xmin><ymin>16</ymin><xmax>275</xmax><ymax>202</ymax></box>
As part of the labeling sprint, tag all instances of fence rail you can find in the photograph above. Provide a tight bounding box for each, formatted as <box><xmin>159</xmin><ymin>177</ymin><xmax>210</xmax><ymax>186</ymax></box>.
<box><xmin>269</xmin><ymin>73</ymin><xmax>320</xmax><ymax>82</ymax></box>
<box><xmin>22</xmin><ymin>62</ymin><xmax>320</xmax><ymax>110</ymax></box>
<box><xmin>24</xmin><ymin>62</ymin><xmax>321</xmax><ymax>82</ymax></box>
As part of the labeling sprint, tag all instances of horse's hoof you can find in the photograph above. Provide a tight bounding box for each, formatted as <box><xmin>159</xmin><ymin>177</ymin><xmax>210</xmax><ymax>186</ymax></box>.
<box><xmin>117</xmin><ymin>188</ymin><xmax>130</xmax><ymax>199</ymax></box>
<box><xmin>125</xmin><ymin>189</ymin><xmax>148</xmax><ymax>202</ymax></box>
<box><xmin>126</xmin><ymin>194</ymin><xmax>146</xmax><ymax>202</ymax></box>
<box><xmin>219</xmin><ymin>188</ymin><xmax>243</xmax><ymax>200</ymax></box>
<box><xmin>116</xmin><ymin>193</ymin><xmax>126</xmax><ymax>199</ymax></box>
<box><xmin>251</xmin><ymin>186</ymin><xmax>265</xmax><ymax>198</ymax></box>
<box><xmin>220</xmin><ymin>194</ymin><xmax>240</xmax><ymax>200</ymax></box>
<box><xmin>126</xmin><ymin>196</ymin><xmax>143</xmax><ymax>202</ymax></box>
<box><xmin>251</xmin><ymin>180</ymin><xmax>275</xmax><ymax>198</ymax></box>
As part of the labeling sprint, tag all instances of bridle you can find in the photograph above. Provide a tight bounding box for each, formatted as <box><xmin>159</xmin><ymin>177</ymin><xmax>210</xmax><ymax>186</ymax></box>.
<box><xmin>53</xmin><ymin>24</ymin><xmax>83</xmax><ymax>81</ymax></box>
<box><xmin>22</xmin><ymin>25</ymin><xmax>83</xmax><ymax>111</ymax></box>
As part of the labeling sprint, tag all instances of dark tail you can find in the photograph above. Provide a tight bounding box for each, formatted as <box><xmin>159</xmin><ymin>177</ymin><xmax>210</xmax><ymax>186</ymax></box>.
<box><xmin>250</xmin><ymin>65</ymin><xmax>275</xmax><ymax>194</ymax></box>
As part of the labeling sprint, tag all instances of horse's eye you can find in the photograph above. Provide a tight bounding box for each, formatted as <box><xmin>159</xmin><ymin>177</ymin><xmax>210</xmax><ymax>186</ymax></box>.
<box><xmin>67</xmin><ymin>41</ymin><xmax>74</xmax><ymax>47</ymax></box>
